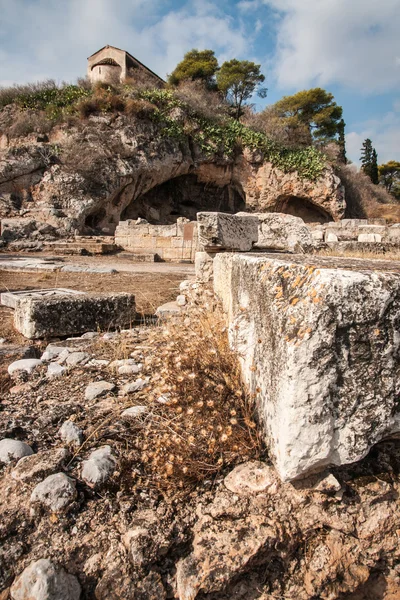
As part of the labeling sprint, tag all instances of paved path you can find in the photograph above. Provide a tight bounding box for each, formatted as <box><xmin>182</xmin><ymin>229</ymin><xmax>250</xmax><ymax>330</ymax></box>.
<box><xmin>0</xmin><ymin>254</ymin><xmax>195</xmax><ymax>276</ymax></box>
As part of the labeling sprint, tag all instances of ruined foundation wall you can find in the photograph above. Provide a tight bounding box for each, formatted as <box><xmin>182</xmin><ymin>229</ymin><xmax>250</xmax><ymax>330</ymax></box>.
<box><xmin>115</xmin><ymin>220</ymin><xmax>198</xmax><ymax>262</ymax></box>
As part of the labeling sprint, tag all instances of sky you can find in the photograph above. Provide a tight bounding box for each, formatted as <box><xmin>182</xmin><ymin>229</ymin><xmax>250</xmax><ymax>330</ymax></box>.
<box><xmin>0</xmin><ymin>0</ymin><xmax>399</xmax><ymax>164</ymax></box>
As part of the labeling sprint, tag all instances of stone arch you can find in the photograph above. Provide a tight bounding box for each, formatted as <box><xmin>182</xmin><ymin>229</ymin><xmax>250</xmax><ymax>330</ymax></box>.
<box><xmin>275</xmin><ymin>194</ymin><xmax>332</xmax><ymax>223</ymax></box>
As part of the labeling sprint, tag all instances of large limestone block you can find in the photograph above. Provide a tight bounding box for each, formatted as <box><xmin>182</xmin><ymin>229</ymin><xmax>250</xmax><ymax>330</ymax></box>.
<box><xmin>238</xmin><ymin>212</ymin><xmax>313</xmax><ymax>253</ymax></box>
<box><xmin>214</xmin><ymin>253</ymin><xmax>400</xmax><ymax>481</ymax></box>
<box><xmin>14</xmin><ymin>293</ymin><xmax>136</xmax><ymax>339</ymax></box>
<box><xmin>197</xmin><ymin>212</ymin><xmax>258</xmax><ymax>252</ymax></box>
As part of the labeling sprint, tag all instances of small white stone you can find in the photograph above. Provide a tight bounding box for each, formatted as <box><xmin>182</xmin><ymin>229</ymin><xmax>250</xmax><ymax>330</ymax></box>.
<box><xmin>59</xmin><ymin>421</ymin><xmax>83</xmax><ymax>447</ymax></box>
<box><xmin>41</xmin><ymin>344</ymin><xmax>68</xmax><ymax>362</ymax></box>
<box><xmin>10</xmin><ymin>558</ymin><xmax>81</xmax><ymax>600</ymax></box>
<box><xmin>176</xmin><ymin>295</ymin><xmax>187</xmax><ymax>306</ymax></box>
<box><xmin>81</xmin><ymin>331</ymin><xmax>99</xmax><ymax>339</ymax></box>
<box><xmin>121</xmin><ymin>406</ymin><xmax>148</xmax><ymax>419</ymax></box>
<box><xmin>224</xmin><ymin>461</ymin><xmax>277</xmax><ymax>495</ymax></box>
<box><xmin>84</xmin><ymin>381</ymin><xmax>115</xmax><ymax>401</ymax></box>
<box><xmin>118</xmin><ymin>364</ymin><xmax>141</xmax><ymax>375</ymax></box>
<box><xmin>120</xmin><ymin>379</ymin><xmax>147</xmax><ymax>395</ymax></box>
<box><xmin>102</xmin><ymin>332</ymin><xmax>117</xmax><ymax>340</ymax></box>
<box><xmin>81</xmin><ymin>445</ymin><xmax>116</xmax><ymax>487</ymax></box>
<box><xmin>47</xmin><ymin>363</ymin><xmax>66</xmax><ymax>378</ymax></box>
<box><xmin>8</xmin><ymin>359</ymin><xmax>42</xmax><ymax>376</ymax></box>
<box><xmin>0</xmin><ymin>337</ymin><xmax>6</xmax><ymax>344</ymax></box>
<box><xmin>313</xmin><ymin>473</ymin><xmax>341</xmax><ymax>493</ymax></box>
<box><xmin>30</xmin><ymin>473</ymin><xmax>77</xmax><ymax>513</ymax></box>
<box><xmin>0</xmin><ymin>439</ymin><xmax>34</xmax><ymax>465</ymax></box>
<box><xmin>86</xmin><ymin>359</ymin><xmax>110</xmax><ymax>367</ymax></box>
<box><xmin>65</xmin><ymin>352</ymin><xmax>90</xmax><ymax>367</ymax></box>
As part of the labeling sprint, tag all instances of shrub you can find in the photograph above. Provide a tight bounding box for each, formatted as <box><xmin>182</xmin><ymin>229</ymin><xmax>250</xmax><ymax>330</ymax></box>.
<box><xmin>174</xmin><ymin>80</ymin><xmax>229</xmax><ymax>121</ymax></box>
<box><xmin>124</xmin><ymin>98</ymin><xmax>158</xmax><ymax>119</ymax></box>
<box><xmin>129</xmin><ymin>307</ymin><xmax>261</xmax><ymax>493</ymax></box>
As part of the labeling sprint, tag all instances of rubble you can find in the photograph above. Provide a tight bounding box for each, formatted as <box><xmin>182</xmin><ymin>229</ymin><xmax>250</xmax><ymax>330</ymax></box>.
<box><xmin>59</xmin><ymin>421</ymin><xmax>84</xmax><ymax>447</ymax></box>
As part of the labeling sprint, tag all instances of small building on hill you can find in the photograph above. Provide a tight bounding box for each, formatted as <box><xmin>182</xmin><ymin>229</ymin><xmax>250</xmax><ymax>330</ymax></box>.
<box><xmin>87</xmin><ymin>45</ymin><xmax>164</xmax><ymax>87</ymax></box>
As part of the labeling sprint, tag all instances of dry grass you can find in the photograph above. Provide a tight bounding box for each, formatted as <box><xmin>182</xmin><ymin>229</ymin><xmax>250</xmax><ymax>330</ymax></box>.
<box><xmin>338</xmin><ymin>165</ymin><xmax>398</xmax><ymax>219</ymax></box>
<box><xmin>124</xmin><ymin>307</ymin><xmax>262</xmax><ymax>493</ymax></box>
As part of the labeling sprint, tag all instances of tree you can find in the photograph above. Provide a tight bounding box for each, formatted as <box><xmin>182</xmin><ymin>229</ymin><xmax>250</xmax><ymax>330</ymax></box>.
<box><xmin>360</xmin><ymin>139</ymin><xmax>379</xmax><ymax>184</ymax></box>
<box><xmin>168</xmin><ymin>49</ymin><xmax>219</xmax><ymax>89</ymax></box>
<box><xmin>216</xmin><ymin>59</ymin><xmax>267</xmax><ymax>119</ymax></box>
<box><xmin>337</xmin><ymin>119</ymin><xmax>347</xmax><ymax>163</ymax></box>
<box><xmin>379</xmin><ymin>161</ymin><xmax>400</xmax><ymax>198</ymax></box>
<box><xmin>271</xmin><ymin>88</ymin><xmax>343</xmax><ymax>145</ymax></box>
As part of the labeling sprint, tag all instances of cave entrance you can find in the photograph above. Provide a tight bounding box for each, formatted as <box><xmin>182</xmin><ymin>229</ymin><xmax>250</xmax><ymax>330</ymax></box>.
<box><xmin>276</xmin><ymin>195</ymin><xmax>332</xmax><ymax>223</ymax></box>
<box><xmin>120</xmin><ymin>173</ymin><xmax>245</xmax><ymax>224</ymax></box>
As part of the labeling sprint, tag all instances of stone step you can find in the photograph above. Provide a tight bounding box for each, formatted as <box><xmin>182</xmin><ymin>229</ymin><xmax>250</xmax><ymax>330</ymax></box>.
<box><xmin>116</xmin><ymin>252</ymin><xmax>157</xmax><ymax>262</ymax></box>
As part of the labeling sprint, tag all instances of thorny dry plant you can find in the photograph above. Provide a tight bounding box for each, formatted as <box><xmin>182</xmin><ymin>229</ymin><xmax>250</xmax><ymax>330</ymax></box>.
<box><xmin>125</xmin><ymin>306</ymin><xmax>262</xmax><ymax>494</ymax></box>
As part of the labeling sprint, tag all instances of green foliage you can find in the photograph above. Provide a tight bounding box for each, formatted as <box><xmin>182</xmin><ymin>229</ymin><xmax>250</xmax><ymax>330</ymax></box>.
<box><xmin>337</xmin><ymin>119</ymin><xmax>346</xmax><ymax>164</ymax></box>
<box><xmin>138</xmin><ymin>88</ymin><xmax>326</xmax><ymax>180</ymax></box>
<box><xmin>379</xmin><ymin>161</ymin><xmax>400</xmax><ymax>199</ymax></box>
<box><xmin>216</xmin><ymin>59</ymin><xmax>266</xmax><ymax>119</ymax></box>
<box><xmin>168</xmin><ymin>49</ymin><xmax>219</xmax><ymax>89</ymax></box>
<box><xmin>272</xmin><ymin>88</ymin><xmax>343</xmax><ymax>143</ymax></box>
<box><xmin>361</xmin><ymin>139</ymin><xmax>379</xmax><ymax>184</ymax></box>
<box><xmin>0</xmin><ymin>80</ymin><xmax>92</xmax><ymax>120</ymax></box>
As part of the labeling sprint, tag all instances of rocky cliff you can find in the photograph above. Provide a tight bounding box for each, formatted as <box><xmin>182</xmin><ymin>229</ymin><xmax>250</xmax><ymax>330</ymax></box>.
<box><xmin>0</xmin><ymin>104</ymin><xmax>345</xmax><ymax>242</ymax></box>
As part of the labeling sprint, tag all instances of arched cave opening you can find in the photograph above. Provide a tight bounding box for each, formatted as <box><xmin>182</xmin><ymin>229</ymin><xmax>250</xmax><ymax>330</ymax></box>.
<box><xmin>120</xmin><ymin>173</ymin><xmax>245</xmax><ymax>224</ymax></box>
<box><xmin>84</xmin><ymin>208</ymin><xmax>107</xmax><ymax>230</ymax></box>
<box><xmin>276</xmin><ymin>195</ymin><xmax>332</xmax><ymax>224</ymax></box>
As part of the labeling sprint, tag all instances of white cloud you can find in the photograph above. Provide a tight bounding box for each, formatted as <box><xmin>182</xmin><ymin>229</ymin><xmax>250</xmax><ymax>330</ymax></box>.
<box><xmin>346</xmin><ymin>110</ymin><xmax>400</xmax><ymax>164</ymax></box>
<box><xmin>0</xmin><ymin>0</ymin><xmax>249</xmax><ymax>86</ymax></box>
<box><xmin>262</xmin><ymin>0</ymin><xmax>400</xmax><ymax>93</ymax></box>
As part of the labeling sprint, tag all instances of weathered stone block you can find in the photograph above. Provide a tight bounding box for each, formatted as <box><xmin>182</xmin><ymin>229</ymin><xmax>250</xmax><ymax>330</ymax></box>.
<box><xmin>197</xmin><ymin>212</ymin><xmax>259</xmax><ymax>252</ymax></box>
<box><xmin>156</xmin><ymin>236</ymin><xmax>172</xmax><ymax>248</ymax></box>
<box><xmin>214</xmin><ymin>252</ymin><xmax>400</xmax><ymax>481</ymax></box>
<box><xmin>240</xmin><ymin>212</ymin><xmax>313</xmax><ymax>253</ymax></box>
<box><xmin>358</xmin><ymin>233</ymin><xmax>382</xmax><ymax>242</ymax></box>
<box><xmin>14</xmin><ymin>293</ymin><xmax>136</xmax><ymax>339</ymax></box>
<box><xmin>325</xmin><ymin>231</ymin><xmax>338</xmax><ymax>242</ymax></box>
<box><xmin>1</xmin><ymin>288</ymin><xmax>85</xmax><ymax>309</ymax></box>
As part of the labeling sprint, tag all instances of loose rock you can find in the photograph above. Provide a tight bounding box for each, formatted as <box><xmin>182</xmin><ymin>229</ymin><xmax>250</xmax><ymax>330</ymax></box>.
<box><xmin>84</xmin><ymin>381</ymin><xmax>115</xmax><ymax>401</ymax></box>
<box><xmin>47</xmin><ymin>363</ymin><xmax>66</xmax><ymax>378</ymax></box>
<box><xmin>59</xmin><ymin>421</ymin><xmax>83</xmax><ymax>447</ymax></box>
<box><xmin>10</xmin><ymin>558</ymin><xmax>81</xmax><ymax>600</ymax></box>
<box><xmin>8</xmin><ymin>359</ymin><xmax>43</xmax><ymax>376</ymax></box>
<box><xmin>81</xmin><ymin>445</ymin><xmax>116</xmax><ymax>488</ymax></box>
<box><xmin>121</xmin><ymin>406</ymin><xmax>148</xmax><ymax>419</ymax></box>
<box><xmin>12</xmin><ymin>448</ymin><xmax>69</xmax><ymax>483</ymax></box>
<box><xmin>224</xmin><ymin>461</ymin><xmax>277</xmax><ymax>495</ymax></box>
<box><xmin>30</xmin><ymin>473</ymin><xmax>77</xmax><ymax>513</ymax></box>
<box><xmin>0</xmin><ymin>439</ymin><xmax>34</xmax><ymax>465</ymax></box>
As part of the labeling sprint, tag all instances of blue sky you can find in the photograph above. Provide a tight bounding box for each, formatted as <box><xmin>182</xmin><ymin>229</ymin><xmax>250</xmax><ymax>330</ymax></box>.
<box><xmin>0</xmin><ymin>0</ymin><xmax>399</xmax><ymax>164</ymax></box>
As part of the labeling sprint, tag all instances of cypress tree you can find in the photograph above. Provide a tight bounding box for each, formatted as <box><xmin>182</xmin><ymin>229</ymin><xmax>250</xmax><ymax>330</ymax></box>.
<box><xmin>360</xmin><ymin>139</ymin><xmax>378</xmax><ymax>184</ymax></box>
<box><xmin>337</xmin><ymin>119</ymin><xmax>347</xmax><ymax>163</ymax></box>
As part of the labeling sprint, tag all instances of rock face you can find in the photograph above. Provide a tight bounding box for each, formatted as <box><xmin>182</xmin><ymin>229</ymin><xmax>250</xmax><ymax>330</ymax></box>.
<box><xmin>0</xmin><ymin>113</ymin><xmax>345</xmax><ymax>242</ymax></box>
<box><xmin>237</xmin><ymin>151</ymin><xmax>345</xmax><ymax>222</ymax></box>
<box><xmin>214</xmin><ymin>252</ymin><xmax>400</xmax><ymax>481</ymax></box>
<box><xmin>10</xmin><ymin>558</ymin><xmax>81</xmax><ymax>600</ymax></box>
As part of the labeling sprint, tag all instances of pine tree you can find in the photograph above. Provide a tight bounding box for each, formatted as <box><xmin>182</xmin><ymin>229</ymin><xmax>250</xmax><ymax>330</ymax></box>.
<box><xmin>360</xmin><ymin>139</ymin><xmax>379</xmax><ymax>184</ymax></box>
